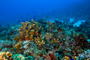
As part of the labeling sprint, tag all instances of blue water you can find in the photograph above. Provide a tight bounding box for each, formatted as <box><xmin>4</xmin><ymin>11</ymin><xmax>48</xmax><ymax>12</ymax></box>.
<box><xmin>0</xmin><ymin>0</ymin><xmax>90</xmax><ymax>25</ymax></box>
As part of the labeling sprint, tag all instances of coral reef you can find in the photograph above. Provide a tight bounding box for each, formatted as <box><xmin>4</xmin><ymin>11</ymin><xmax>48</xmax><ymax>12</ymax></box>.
<box><xmin>0</xmin><ymin>19</ymin><xmax>90</xmax><ymax>60</ymax></box>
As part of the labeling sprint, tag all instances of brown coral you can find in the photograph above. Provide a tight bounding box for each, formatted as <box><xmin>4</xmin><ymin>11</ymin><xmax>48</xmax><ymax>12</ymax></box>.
<box><xmin>73</xmin><ymin>32</ymin><xmax>89</xmax><ymax>48</ymax></box>
<box><xmin>45</xmin><ymin>33</ymin><xmax>53</xmax><ymax>40</ymax></box>
<box><xmin>14</xmin><ymin>20</ymin><xmax>43</xmax><ymax>42</ymax></box>
<box><xmin>35</xmin><ymin>37</ymin><xmax>45</xmax><ymax>46</ymax></box>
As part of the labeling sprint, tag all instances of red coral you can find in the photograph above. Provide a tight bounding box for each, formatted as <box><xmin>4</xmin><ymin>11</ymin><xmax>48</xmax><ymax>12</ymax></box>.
<box><xmin>46</xmin><ymin>50</ymin><xmax>57</xmax><ymax>60</ymax></box>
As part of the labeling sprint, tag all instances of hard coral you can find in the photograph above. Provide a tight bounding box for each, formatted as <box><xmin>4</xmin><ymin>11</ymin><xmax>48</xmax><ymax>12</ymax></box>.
<box><xmin>51</xmin><ymin>38</ymin><xmax>59</xmax><ymax>44</ymax></box>
<box><xmin>35</xmin><ymin>37</ymin><xmax>45</xmax><ymax>46</ymax></box>
<box><xmin>12</xmin><ymin>19</ymin><xmax>90</xmax><ymax>60</ymax></box>
<box><xmin>14</xmin><ymin>41</ymin><xmax>22</xmax><ymax>49</ymax></box>
<box><xmin>45</xmin><ymin>33</ymin><xmax>53</xmax><ymax>40</ymax></box>
<box><xmin>14</xmin><ymin>20</ymin><xmax>43</xmax><ymax>42</ymax></box>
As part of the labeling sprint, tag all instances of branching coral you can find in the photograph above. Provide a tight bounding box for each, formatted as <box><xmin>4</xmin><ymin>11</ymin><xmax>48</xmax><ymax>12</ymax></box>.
<box><xmin>14</xmin><ymin>20</ymin><xmax>45</xmax><ymax>48</ymax></box>
<box><xmin>51</xmin><ymin>38</ymin><xmax>59</xmax><ymax>44</ymax></box>
<box><xmin>35</xmin><ymin>37</ymin><xmax>45</xmax><ymax>46</ymax></box>
<box><xmin>14</xmin><ymin>20</ymin><xmax>43</xmax><ymax>41</ymax></box>
<box><xmin>14</xmin><ymin>41</ymin><xmax>22</xmax><ymax>50</ymax></box>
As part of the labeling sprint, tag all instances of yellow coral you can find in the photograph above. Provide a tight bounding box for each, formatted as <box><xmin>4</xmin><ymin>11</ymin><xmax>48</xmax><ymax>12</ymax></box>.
<box><xmin>29</xmin><ymin>35</ymin><xmax>33</xmax><ymax>40</ymax></box>
<box><xmin>65</xmin><ymin>56</ymin><xmax>70</xmax><ymax>60</ymax></box>
<box><xmin>14</xmin><ymin>41</ymin><xmax>22</xmax><ymax>49</ymax></box>
<box><xmin>30</xmin><ymin>29</ymin><xmax>34</xmax><ymax>35</ymax></box>
<box><xmin>31</xmin><ymin>24</ymin><xmax>35</xmax><ymax>28</ymax></box>
<box><xmin>35</xmin><ymin>37</ymin><xmax>45</xmax><ymax>46</ymax></box>
<box><xmin>45</xmin><ymin>33</ymin><xmax>52</xmax><ymax>40</ymax></box>
<box><xmin>51</xmin><ymin>38</ymin><xmax>59</xmax><ymax>44</ymax></box>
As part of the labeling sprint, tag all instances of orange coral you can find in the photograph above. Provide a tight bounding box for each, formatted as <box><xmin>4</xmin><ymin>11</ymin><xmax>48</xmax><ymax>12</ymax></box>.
<box><xmin>0</xmin><ymin>52</ymin><xmax>13</xmax><ymax>60</ymax></box>
<box><xmin>58</xmin><ymin>30</ymin><xmax>62</xmax><ymax>32</ymax></box>
<box><xmin>31</xmin><ymin>39</ymin><xmax>33</xmax><ymax>41</ymax></box>
<box><xmin>35</xmin><ymin>32</ymin><xmax>38</xmax><ymax>37</ymax></box>
<box><xmin>25</xmin><ymin>37</ymin><xmax>29</xmax><ymax>40</ymax></box>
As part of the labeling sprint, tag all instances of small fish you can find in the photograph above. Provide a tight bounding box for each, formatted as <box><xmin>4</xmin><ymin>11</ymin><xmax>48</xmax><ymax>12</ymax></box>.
<box><xmin>71</xmin><ymin>53</ymin><xmax>74</xmax><ymax>54</ymax></box>
<box><xmin>27</xmin><ymin>13</ymin><xmax>30</xmax><ymax>16</ymax></box>
<box><xmin>33</xmin><ymin>11</ymin><xmax>35</xmax><ymax>13</ymax></box>
<box><xmin>70</xmin><ymin>59</ymin><xmax>74</xmax><ymax>60</ymax></box>
<box><xmin>22</xmin><ymin>20</ymin><xmax>25</xmax><ymax>22</ymax></box>
<box><xmin>41</xmin><ymin>8</ymin><xmax>44</xmax><ymax>10</ymax></box>
<box><xmin>17</xmin><ymin>20</ymin><xmax>20</xmax><ymax>23</ymax></box>
<box><xmin>35</xmin><ymin>12</ymin><xmax>38</xmax><ymax>14</ymax></box>
<box><xmin>33</xmin><ymin>16</ymin><xmax>37</xmax><ymax>20</ymax></box>
<box><xmin>21</xmin><ymin>17</ymin><xmax>23</xmax><ymax>18</ymax></box>
<box><xmin>5</xmin><ymin>24</ymin><xmax>10</xmax><ymax>27</ymax></box>
<box><xmin>26</xmin><ymin>27</ymin><xmax>28</xmax><ymax>30</ymax></box>
<box><xmin>32</xmin><ymin>11</ymin><xmax>38</xmax><ymax>14</ymax></box>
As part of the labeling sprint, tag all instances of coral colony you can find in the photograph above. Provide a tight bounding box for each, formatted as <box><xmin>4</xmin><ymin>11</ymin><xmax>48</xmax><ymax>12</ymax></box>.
<box><xmin>0</xmin><ymin>19</ymin><xmax>90</xmax><ymax>60</ymax></box>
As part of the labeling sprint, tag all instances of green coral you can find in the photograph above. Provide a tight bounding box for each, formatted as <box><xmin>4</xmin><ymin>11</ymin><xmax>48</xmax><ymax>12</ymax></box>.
<box><xmin>12</xmin><ymin>54</ymin><xmax>34</xmax><ymax>60</ymax></box>
<box><xmin>12</xmin><ymin>54</ymin><xmax>26</xmax><ymax>60</ymax></box>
